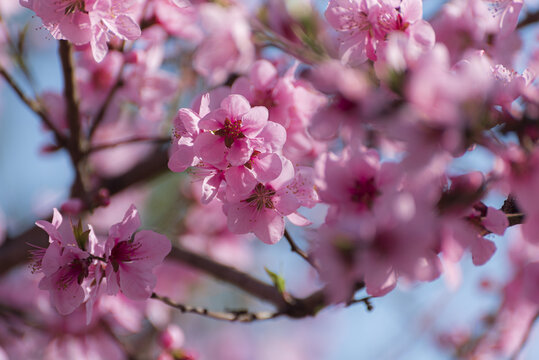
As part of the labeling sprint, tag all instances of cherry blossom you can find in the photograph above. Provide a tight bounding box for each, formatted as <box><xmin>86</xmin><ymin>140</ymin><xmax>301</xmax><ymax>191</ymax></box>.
<box><xmin>104</xmin><ymin>205</ymin><xmax>171</xmax><ymax>300</ymax></box>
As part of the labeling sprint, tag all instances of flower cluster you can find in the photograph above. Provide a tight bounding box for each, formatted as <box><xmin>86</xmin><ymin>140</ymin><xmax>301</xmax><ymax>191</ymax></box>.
<box><xmin>20</xmin><ymin>0</ymin><xmax>141</xmax><ymax>62</ymax></box>
<box><xmin>31</xmin><ymin>205</ymin><xmax>171</xmax><ymax>317</ymax></box>
<box><xmin>169</xmin><ymin>87</ymin><xmax>318</xmax><ymax>244</ymax></box>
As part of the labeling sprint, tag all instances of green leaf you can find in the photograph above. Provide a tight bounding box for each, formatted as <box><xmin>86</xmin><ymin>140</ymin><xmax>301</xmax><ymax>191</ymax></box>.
<box><xmin>264</xmin><ymin>267</ymin><xmax>286</xmax><ymax>294</ymax></box>
<box><xmin>72</xmin><ymin>219</ymin><xmax>89</xmax><ymax>251</ymax></box>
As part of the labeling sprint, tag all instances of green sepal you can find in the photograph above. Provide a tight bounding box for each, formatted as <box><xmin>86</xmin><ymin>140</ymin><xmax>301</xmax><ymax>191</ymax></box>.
<box><xmin>72</xmin><ymin>219</ymin><xmax>90</xmax><ymax>251</ymax></box>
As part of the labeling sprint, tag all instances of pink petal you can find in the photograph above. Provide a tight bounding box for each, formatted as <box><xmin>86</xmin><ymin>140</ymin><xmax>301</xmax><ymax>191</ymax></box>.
<box><xmin>274</xmin><ymin>187</ymin><xmax>301</xmax><ymax>216</ymax></box>
<box><xmin>225</xmin><ymin>201</ymin><xmax>256</xmax><ymax>234</ymax></box>
<box><xmin>119</xmin><ymin>264</ymin><xmax>156</xmax><ymax>300</ymax></box>
<box><xmin>90</xmin><ymin>27</ymin><xmax>109</xmax><ymax>63</ymax></box>
<box><xmin>168</xmin><ymin>144</ymin><xmax>195</xmax><ymax>173</ymax></box>
<box><xmin>193</xmin><ymin>132</ymin><xmax>227</xmax><ymax>167</ymax></box>
<box><xmin>174</xmin><ymin>108</ymin><xmax>199</xmax><ymax>137</ymax></box>
<box><xmin>252</xmin><ymin>153</ymin><xmax>282</xmax><ymax>183</ymax></box>
<box><xmin>108</xmin><ymin>204</ymin><xmax>141</xmax><ymax>243</ymax></box>
<box><xmin>250</xmin><ymin>60</ymin><xmax>277</xmax><ymax>90</ymax></box>
<box><xmin>133</xmin><ymin>230</ymin><xmax>171</xmax><ymax>267</ymax></box>
<box><xmin>241</xmin><ymin>106</ymin><xmax>268</xmax><ymax>137</ymax></box>
<box><xmin>401</xmin><ymin>0</ymin><xmax>422</xmax><ymax>23</ymax></box>
<box><xmin>225</xmin><ymin>166</ymin><xmax>257</xmax><ymax>202</ymax></box>
<box><xmin>227</xmin><ymin>139</ymin><xmax>252</xmax><ymax>166</ymax></box>
<box><xmin>252</xmin><ymin>209</ymin><xmax>285</xmax><ymax>245</ymax></box>
<box><xmin>201</xmin><ymin>173</ymin><xmax>223</xmax><ymax>204</ymax></box>
<box><xmin>113</xmin><ymin>15</ymin><xmax>141</xmax><ymax>40</ymax></box>
<box><xmin>470</xmin><ymin>237</ymin><xmax>496</xmax><ymax>266</ymax></box>
<box><xmin>287</xmin><ymin>212</ymin><xmax>311</xmax><ymax>226</ymax></box>
<box><xmin>482</xmin><ymin>207</ymin><xmax>509</xmax><ymax>235</ymax></box>
<box><xmin>364</xmin><ymin>261</ymin><xmax>397</xmax><ymax>297</ymax></box>
<box><xmin>105</xmin><ymin>265</ymin><xmax>120</xmax><ymax>296</ymax></box>
<box><xmin>221</xmin><ymin>94</ymin><xmax>251</xmax><ymax>117</ymax></box>
<box><xmin>268</xmin><ymin>157</ymin><xmax>295</xmax><ymax>190</ymax></box>
<box><xmin>199</xmin><ymin>109</ymin><xmax>227</xmax><ymax>130</ymax></box>
<box><xmin>257</xmin><ymin>122</ymin><xmax>286</xmax><ymax>153</ymax></box>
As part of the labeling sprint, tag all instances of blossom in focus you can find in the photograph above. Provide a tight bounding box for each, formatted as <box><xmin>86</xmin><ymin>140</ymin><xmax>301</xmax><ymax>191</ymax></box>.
<box><xmin>223</xmin><ymin>157</ymin><xmax>316</xmax><ymax>244</ymax></box>
<box><xmin>104</xmin><ymin>204</ymin><xmax>171</xmax><ymax>300</ymax></box>
<box><xmin>33</xmin><ymin>209</ymin><xmax>98</xmax><ymax>315</ymax></box>
<box><xmin>20</xmin><ymin>0</ymin><xmax>141</xmax><ymax>62</ymax></box>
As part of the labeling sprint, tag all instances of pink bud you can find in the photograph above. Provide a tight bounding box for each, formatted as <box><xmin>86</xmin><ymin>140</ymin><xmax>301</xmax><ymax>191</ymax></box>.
<box><xmin>159</xmin><ymin>325</ymin><xmax>185</xmax><ymax>350</ymax></box>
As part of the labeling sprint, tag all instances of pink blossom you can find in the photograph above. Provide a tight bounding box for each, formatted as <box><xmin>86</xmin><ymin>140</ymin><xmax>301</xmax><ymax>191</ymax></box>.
<box><xmin>34</xmin><ymin>209</ymin><xmax>97</xmax><ymax>315</ymax></box>
<box><xmin>168</xmin><ymin>93</ymin><xmax>213</xmax><ymax>173</ymax></box>
<box><xmin>104</xmin><ymin>205</ymin><xmax>171</xmax><ymax>300</ymax></box>
<box><xmin>193</xmin><ymin>3</ymin><xmax>254</xmax><ymax>85</ymax></box>
<box><xmin>159</xmin><ymin>324</ymin><xmax>185</xmax><ymax>350</ymax></box>
<box><xmin>153</xmin><ymin>0</ymin><xmax>203</xmax><ymax>42</ymax></box>
<box><xmin>325</xmin><ymin>0</ymin><xmax>433</xmax><ymax>64</ymax></box>
<box><xmin>494</xmin><ymin>145</ymin><xmax>539</xmax><ymax>244</ymax></box>
<box><xmin>194</xmin><ymin>94</ymin><xmax>285</xmax><ymax>169</ymax></box>
<box><xmin>432</xmin><ymin>0</ymin><xmax>522</xmax><ymax>65</ymax></box>
<box><xmin>316</xmin><ymin>145</ymin><xmax>401</xmax><ymax>222</ymax></box>
<box><xmin>21</xmin><ymin>0</ymin><xmax>141</xmax><ymax>62</ymax></box>
<box><xmin>223</xmin><ymin>157</ymin><xmax>313</xmax><ymax>244</ymax></box>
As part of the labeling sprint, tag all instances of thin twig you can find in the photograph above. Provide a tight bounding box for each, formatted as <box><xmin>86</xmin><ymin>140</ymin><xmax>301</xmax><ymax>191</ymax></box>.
<box><xmin>88</xmin><ymin>63</ymin><xmax>126</xmax><ymax>139</ymax></box>
<box><xmin>151</xmin><ymin>293</ymin><xmax>282</xmax><ymax>322</ymax></box>
<box><xmin>346</xmin><ymin>296</ymin><xmax>374</xmax><ymax>311</ymax></box>
<box><xmin>86</xmin><ymin>136</ymin><xmax>170</xmax><ymax>154</ymax></box>
<box><xmin>517</xmin><ymin>10</ymin><xmax>539</xmax><ymax>29</ymax></box>
<box><xmin>283</xmin><ymin>229</ymin><xmax>318</xmax><ymax>270</ymax></box>
<box><xmin>169</xmin><ymin>246</ymin><xmax>289</xmax><ymax>309</ymax></box>
<box><xmin>0</xmin><ymin>67</ymin><xmax>68</xmax><ymax>147</ymax></box>
<box><xmin>510</xmin><ymin>311</ymin><xmax>539</xmax><ymax>360</ymax></box>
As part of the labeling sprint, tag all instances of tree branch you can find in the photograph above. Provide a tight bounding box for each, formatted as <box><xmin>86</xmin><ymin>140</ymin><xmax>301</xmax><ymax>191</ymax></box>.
<box><xmin>88</xmin><ymin>63</ymin><xmax>126</xmax><ymax>139</ymax></box>
<box><xmin>151</xmin><ymin>293</ymin><xmax>282</xmax><ymax>322</ymax></box>
<box><xmin>0</xmin><ymin>66</ymin><xmax>68</xmax><ymax>147</ymax></box>
<box><xmin>283</xmin><ymin>229</ymin><xmax>318</xmax><ymax>270</ymax></box>
<box><xmin>517</xmin><ymin>10</ymin><xmax>539</xmax><ymax>29</ymax></box>
<box><xmin>0</xmin><ymin>146</ymin><xmax>170</xmax><ymax>275</ymax></box>
<box><xmin>86</xmin><ymin>136</ymin><xmax>170</xmax><ymax>155</ymax></box>
<box><xmin>59</xmin><ymin>40</ymin><xmax>81</xmax><ymax>152</ymax></box>
<box><xmin>169</xmin><ymin>247</ymin><xmax>289</xmax><ymax>309</ymax></box>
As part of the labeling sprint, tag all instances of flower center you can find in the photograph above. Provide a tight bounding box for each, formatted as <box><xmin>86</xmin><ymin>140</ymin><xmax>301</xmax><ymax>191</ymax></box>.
<box><xmin>214</xmin><ymin>117</ymin><xmax>245</xmax><ymax>148</ymax></box>
<box><xmin>57</xmin><ymin>258</ymin><xmax>89</xmax><ymax>290</ymax></box>
<box><xmin>244</xmin><ymin>183</ymin><xmax>276</xmax><ymax>211</ymax></box>
<box><xmin>58</xmin><ymin>0</ymin><xmax>86</xmax><ymax>14</ymax></box>
<box><xmin>109</xmin><ymin>240</ymin><xmax>143</xmax><ymax>271</ymax></box>
<box><xmin>350</xmin><ymin>177</ymin><xmax>379</xmax><ymax>208</ymax></box>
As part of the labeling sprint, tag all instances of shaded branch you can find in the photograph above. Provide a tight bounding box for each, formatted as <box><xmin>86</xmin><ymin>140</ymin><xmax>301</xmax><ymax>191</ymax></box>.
<box><xmin>169</xmin><ymin>247</ymin><xmax>289</xmax><ymax>309</ymax></box>
<box><xmin>151</xmin><ymin>293</ymin><xmax>282</xmax><ymax>322</ymax></box>
<box><xmin>86</xmin><ymin>136</ymin><xmax>170</xmax><ymax>154</ymax></box>
<box><xmin>517</xmin><ymin>10</ymin><xmax>539</xmax><ymax>29</ymax></box>
<box><xmin>88</xmin><ymin>63</ymin><xmax>126</xmax><ymax>139</ymax></box>
<box><xmin>0</xmin><ymin>66</ymin><xmax>68</xmax><ymax>147</ymax></box>
<box><xmin>283</xmin><ymin>229</ymin><xmax>318</xmax><ymax>270</ymax></box>
<box><xmin>510</xmin><ymin>312</ymin><xmax>539</xmax><ymax>360</ymax></box>
<box><xmin>0</xmin><ymin>146</ymin><xmax>170</xmax><ymax>275</ymax></box>
<box><xmin>58</xmin><ymin>40</ymin><xmax>81</xmax><ymax>153</ymax></box>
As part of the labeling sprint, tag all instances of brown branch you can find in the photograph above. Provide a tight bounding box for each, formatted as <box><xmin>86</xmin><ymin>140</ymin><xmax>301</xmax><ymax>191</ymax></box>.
<box><xmin>88</xmin><ymin>63</ymin><xmax>126</xmax><ymax>139</ymax></box>
<box><xmin>510</xmin><ymin>312</ymin><xmax>539</xmax><ymax>360</ymax></box>
<box><xmin>58</xmin><ymin>40</ymin><xmax>82</xmax><ymax>153</ymax></box>
<box><xmin>169</xmin><ymin>247</ymin><xmax>289</xmax><ymax>309</ymax></box>
<box><xmin>0</xmin><ymin>146</ymin><xmax>170</xmax><ymax>275</ymax></box>
<box><xmin>151</xmin><ymin>293</ymin><xmax>282</xmax><ymax>322</ymax></box>
<box><xmin>517</xmin><ymin>10</ymin><xmax>539</xmax><ymax>29</ymax></box>
<box><xmin>283</xmin><ymin>229</ymin><xmax>318</xmax><ymax>270</ymax></box>
<box><xmin>0</xmin><ymin>67</ymin><xmax>68</xmax><ymax>147</ymax></box>
<box><xmin>86</xmin><ymin>136</ymin><xmax>170</xmax><ymax>154</ymax></box>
